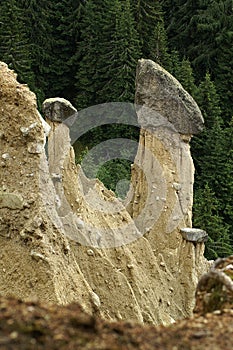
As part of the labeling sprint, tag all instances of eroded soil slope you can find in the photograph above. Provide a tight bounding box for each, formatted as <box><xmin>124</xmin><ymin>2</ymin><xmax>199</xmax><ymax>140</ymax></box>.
<box><xmin>0</xmin><ymin>295</ymin><xmax>232</xmax><ymax>350</ymax></box>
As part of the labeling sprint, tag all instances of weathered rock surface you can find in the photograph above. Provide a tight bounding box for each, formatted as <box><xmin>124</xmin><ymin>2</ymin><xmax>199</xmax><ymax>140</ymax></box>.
<box><xmin>0</xmin><ymin>62</ymin><xmax>93</xmax><ymax>312</ymax></box>
<box><xmin>0</xmin><ymin>192</ymin><xmax>24</xmax><ymax>210</ymax></box>
<box><xmin>126</xmin><ymin>59</ymin><xmax>208</xmax><ymax>317</ymax></box>
<box><xmin>0</xmin><ymin>60</ymin><xmax>208</xmax><ymax>326</ymax></box>
<box><xmin>180</xmin><ymin>228</ymin><xmax>208</xmax><ymax>243</ymax></box>
<box><xmin>42</xmin><ymin>97</ymin><xmax>77</xmax><ymax>123</ymax></box>
<box><xmin>0</xmin><ymin>291</ymin><xmax>232</xmax><ymax>350</ymax></box>
<box><xmin>194</xmin><ymin>256</ymin><xmax>233</xmax><ymax>315</ymax></box>
<box><xmin>135</xmin><ymin>59</ymin><xmax>204</xmax><ymax>134</ymax></box>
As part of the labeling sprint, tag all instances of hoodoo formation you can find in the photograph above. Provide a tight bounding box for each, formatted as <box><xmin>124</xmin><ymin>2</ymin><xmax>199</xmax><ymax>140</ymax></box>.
<box><xmin>0</xmin><ymin>60</ymin><xmax>208</xmax><ymax>326</ymax></box>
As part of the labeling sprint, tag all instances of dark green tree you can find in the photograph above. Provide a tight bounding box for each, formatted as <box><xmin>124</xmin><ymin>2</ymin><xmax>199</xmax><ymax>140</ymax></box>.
<box><xmin>194</xmin><ymin>72</ymin><xmax>223</xmax><ymax>129</ymax></box>
<box><xmin>162</xmin><ymin>0</ymin><xmax>233</xmax><ymax>120</ymax></box>
<box><xmin>214</xmin><ymin>15</ymin><xmax>233</xmax><ymax>119</ymax></box>
<box><xmin>192</xmin><ymin>73</ymin><xmax>233</xmax><ymax>256</ymax></box>
<box><xmin>190</xmin><ymin>0</ymin><xmax>233</xmax><ymax>119</ymax></box>
<box><xmin>169</xmin><ymin>51</ymin><xmax>197</xmax><ymax>96</ymax></box>
<box><xmin>215</xmin><ymin>120</ymin><xmax>233</xmax><ymax>236</ymax></box>
<box><xmin>96</xmin><ymin>0</ymin><xmax>141</xmax><ymax>103</ymax></box>
<box><xmin>162</xmin><ymin>0</ymin><xmax>200</xmax><ymax>56</ymax></box>
<box><xmin>191</xmin><ymin>73</ymin><xmax>223</xmax><ymax>179</ymax></box>
<box><xmin>46</xmin><ymin>0</ymin><xmax>83</xmax><ymax>102</ymax></box>
<box><xmin>74</xmin><ymin>0</ymin><xmax>113</xmax><ymax>109</ymax></box>
<box><xmin>0</xmin><ymin>0</ymin><xmax>35</xmax><ymax>89</ymax></box>
<box><xmin>74</xmin><ymin>0</ymin><xmax>141</xmax><ymax>193</ymax></box>
<box><xmin>75</xmin><ymin>0</ymin><xmax>141</xmax><ymax>108</ymax></box>
<box><xmin>17</xmin><ymin>0</ymin><xmax>53</xmax><ymax>104</ymax></box>
<box><xmin>132</xmin><ymin>0</ymin><xmax>164</xmax><ymax>59</ymax></box>
<box><xmin>193</xmin><ymin>184</ymin><xmax>232</xmax><ymax>260</ymax></box>
<box><xmin>149</xmin><ymin>18</ymin><xmax>171</xmax><ymax>68</ymax></box>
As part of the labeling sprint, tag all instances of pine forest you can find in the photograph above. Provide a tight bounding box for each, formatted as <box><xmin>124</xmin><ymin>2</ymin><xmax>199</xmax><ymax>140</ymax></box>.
<box><xmin>0</xmin><ymin>0</ymin><xmax>233</xmax><ymax>259</ymax></box>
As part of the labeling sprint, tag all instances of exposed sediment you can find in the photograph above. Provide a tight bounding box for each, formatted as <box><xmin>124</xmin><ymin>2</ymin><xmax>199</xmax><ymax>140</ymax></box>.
<box><xmin>0</xmin><ymin>60</ymin><xmax>208</xmax><ymax>326</ymax></box>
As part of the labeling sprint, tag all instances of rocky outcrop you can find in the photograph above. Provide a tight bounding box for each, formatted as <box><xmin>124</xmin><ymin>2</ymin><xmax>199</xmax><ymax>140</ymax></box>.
<box><xmin>180</xmin><ymin>228</ymin><xmax>208</xmax><ymax>243</ymax></box>
<box><xmin>0</xmin><ymin>62</ymin><xmax>93</xmax><ymax>312</ymax></box>
<box><xmin>42</xmin><ymin>97</ymin><xmax>78</xmax><ymax>123</ymax></box>
<box><xmin>125</xmin><ymin>59</ymin><xmax>208</xmax><ymax>317</ymax></box>
<box><xmin>194</xmin><ymin>256</ymin><xmax>233</xmax><ymax>315</ymax></box>
<box><xmin>0</xmin><ymin>291</ymin><xmax>232</xmax><ymax>350</ymax></box>
<box><xmin>0</xmin><ymin>60</ymin><xmax>208</xmax><ymax>326</ymax></box>
<box><xmin>135</xmin><ymin>58</ymin><xmax>204</xmax><ymax>134</ymax></box>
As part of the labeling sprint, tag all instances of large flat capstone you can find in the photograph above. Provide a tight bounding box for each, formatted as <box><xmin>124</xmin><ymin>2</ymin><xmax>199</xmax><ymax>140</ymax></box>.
<box><xmin>180</xmin><ymin>228</ymin><xmax>208</xmax><ymax>243</ymax></box>
<box><xmin>42</xmin><ymin>97</ymin><xmax>77</xmax><ymax>123</ymax></box>
<box><xmin>135</xmin><ymin>59</ymin><xmax>204</xmax><ymax>134</ymax></box>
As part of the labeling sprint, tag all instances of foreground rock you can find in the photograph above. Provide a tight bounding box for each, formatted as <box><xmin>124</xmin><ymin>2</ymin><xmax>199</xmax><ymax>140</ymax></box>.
<box><xmin>0</xmin><ymin>60</ymin><xmax>208</xmax><ymax>326</ymax></box>
<box><xmin>0</xmin><ymin>292</ymin><xmax>232</xmax><ymax>350</ymax></box>
<box><xmin>195</xmin><ymin>255</ymin><xmax>233</xmax><ymax>314</ymax></box>
<box><xmin>1</xmin><ymin>258</ymin><xmax>232</xmax><ymax>349</ymax></box>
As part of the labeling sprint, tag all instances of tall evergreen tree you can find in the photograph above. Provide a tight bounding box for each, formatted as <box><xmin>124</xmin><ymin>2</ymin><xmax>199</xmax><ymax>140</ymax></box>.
<box><xmin>190</xmin><ymin>0</ymin><xmax>233</xmax><ymax>119</ymax></box>
<box><xmin>17</xmin><ymin>0</ymin><xmax>53</xmax><ymax>104</ymax></box>
<box><xmin>149</xmin><ymin>18</ymin><xmax>171</xmax><ymax>68</ymax></box>
<box><xmin>16</xmin><ymin>0</ymin><xmax>84</xmax><ymax>104</ymax></box>
<box><xmin>192</xmin><ymin>73</ymin><xmax>224</xmax><ymax>188</ymax></box>
<box><xmin>46</xmin><ymin>0</ymin><xmax>83</xmax><ymax>102</ymax></box>
<box><xmin>194</xmin><ymin>73</ymin><xmax>223</xmax><ymax>129</ymax></box>
<box><xmin>96</xmin><ymin>0</ymin><xmax>141</xmax><ymax>103</ymax></box>
<box><xmin>74</xmin><ymin>0</ymin><xmax>112</xmax><ymax>109</ymax></box>
<box><xmin>215</xmin><ymin>120</ymin><xmax>233</xmax><ymax>236</ymax></box>
<box><xmin>74</xmin><ymin>0</ymin><xmax>140</xmax><ymax>193</ymax></box>
<box><xmin>162</xmin><ymin>0</ymin><xmax>233</xmax><ymax>120</ymax></box>
<box><xmin>193</xmin><ymin>184</ymin><xmax>232</xmax><ymax>259</ymax></box>
<box><xmin>131</xmin><ymin>0</ymin><xmax>164</xmax><ymax>59</ymax></box>
<box><xmin>192</xmin><ymin>73</ymin><xmax>233</xmax><ymax>256</ymax></box>
<box><xmin>131</xmin><ymin>0</ymin><xmax>171</xmax><ymax>68</ymax></box>
<box><xmin>0</xmin><ymin>0</ymin><xmax>35</xmax><ymax>89</ymax></box>
<box><xmin>213</xmin><ymin>7</ymin><xmax>233</xmax><ymax>119</ymax></box>
<box><xmin>75</xmin><ymin>0</ymin><xmax>141</xmax><ymax>108</ymax></box>
<box><xmin>169</xmin><ymin>51</ymin><xmax>197</xmax><ymax>96</ymax></box>
<box><xmin>162</xmin><ymin>0</ymin><xmax>200</xmax><ymax>55</ymax></box>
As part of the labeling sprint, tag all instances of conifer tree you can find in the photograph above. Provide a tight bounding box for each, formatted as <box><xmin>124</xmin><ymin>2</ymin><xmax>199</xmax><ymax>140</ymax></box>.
<box><xmin>74</xmin><ymin>0</ymin><xmax>140</xmax><ymax>193</ymax></box>
<box><xmin>0</xmin><ymin>0</ymin><xmax>35</xmax><ymax>89</ymax></box>
<box><xmin>16</xmin><ymin>0</ymin><xmax>83</xmax><ymax>104</ymax></box>
<box><xmin>97</xmin><ymin>0</ymin><xmax>141</xmax><ymax>103</ymax></box>
<box><xmin>148</xmin><ymin>19</ymin><xmax>171</xmax><ymax>69</ymax></box>
<box><xmin>192</xmin><ymin>73</ymin><xmax>233</xmax><ymax>256</ymax></box>
<box><xmin>192</xmin><ymin>73</ymin><xmax>224</xmax><ymax>188</ymax></box>
<box><xmin>46</xmin><ymin>0</ymin><xmax>83</xmax><ymax>101</ymax></box>
<box><xmin>214</xmin><ymin>15</ymin><xmax>233</xmax><ymax>119</ymax></box>
<box><xmin>132</xmin><ymin>0</ymin><xmax>164</xmax><ymax>59</ymax></box>
<box><xmin>74</xmin><ymin>0</ymin><xmax>113</xmax><ymax>109</ymax></box>
<box><xmin>169</xmin><ymin>51</ymin><xmax>197</xmax><ymax>96</ymax></box>
<box><xmin>216</xmin><ymin>120</ymin><xmax>233</xmax><ymax>236</ymax></box>
<box><xmin>193</xmin><ymin>184</ymin><xmax>232</xmax><ymax>259</ymax></box>
<box><xmin>17</xmin><ymin>0</ymin><xmax>53</xmax><ymax>104</ymax></box>
<box><xmin>194</xmin><ymin>73</ymin><xmax>222</xmax><ymax>129</ymax></box>
<box><xmin>75</xmin><ymin>0</ymin><xmax>141</xmax><ymax>108</ymax></box>
<box><xmin>162</xmin><ymin>0</ymin><xmax>200</xmax><ymax>59</ymax></box>
<box><xmin>162</xmin><ymin>0</ymin><xmax>233</xmax><ymax>120</ymax></box>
